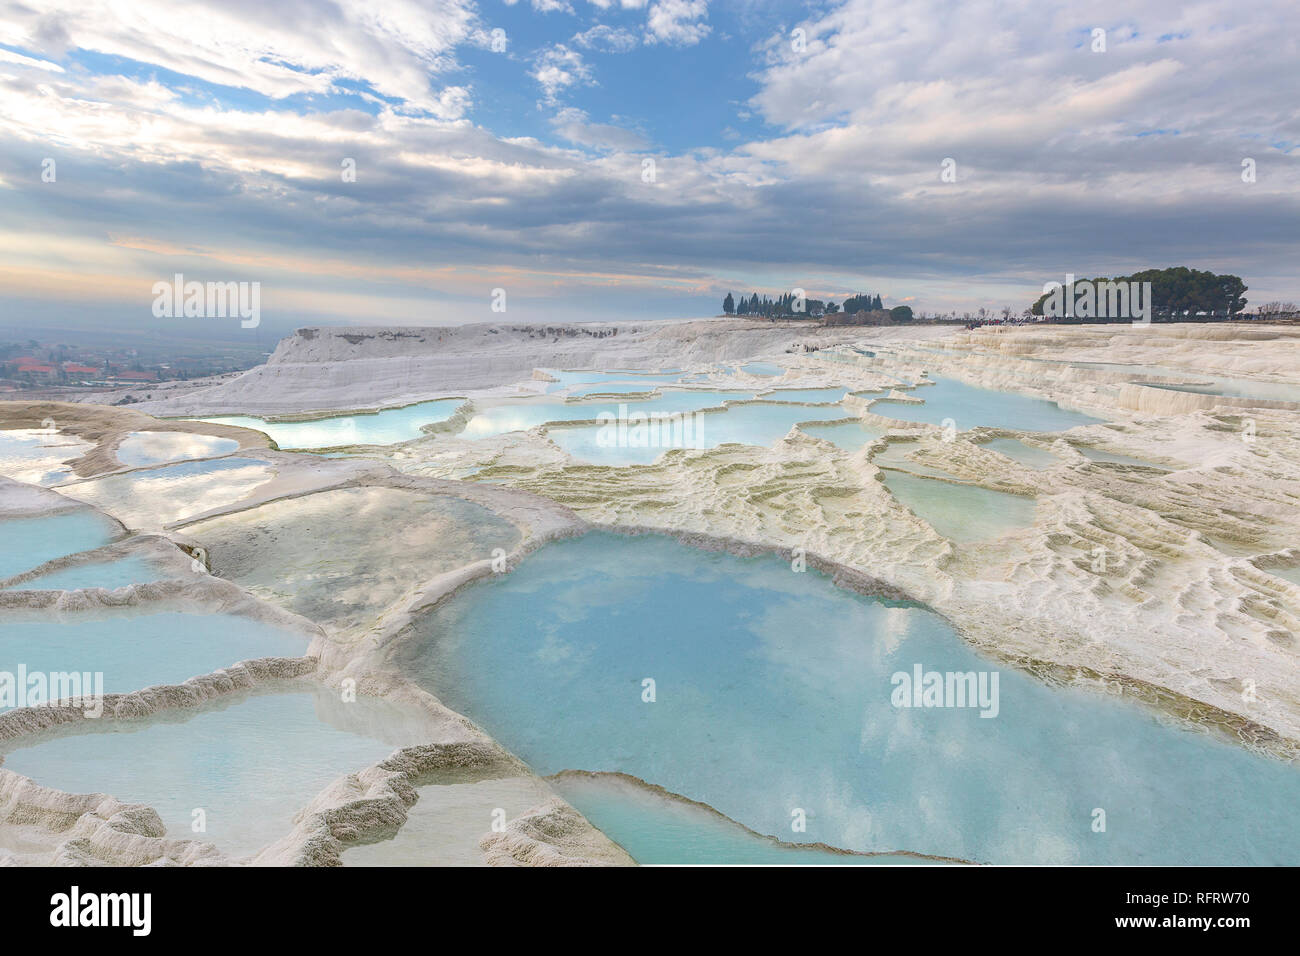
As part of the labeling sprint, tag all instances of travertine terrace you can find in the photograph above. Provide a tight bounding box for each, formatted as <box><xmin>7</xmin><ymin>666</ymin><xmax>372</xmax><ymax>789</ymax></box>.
<box><xmin>3</xmin><ymin>319</ymin><xmax>1299</xmax><ymax>865</ymax></box>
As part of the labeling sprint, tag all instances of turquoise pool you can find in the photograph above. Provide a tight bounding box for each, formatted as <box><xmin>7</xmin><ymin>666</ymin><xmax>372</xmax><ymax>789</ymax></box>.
<box><xmin>399</xmin><ymin>533</ymin><xmax>1300</xmax><ymax>864</ymax></box>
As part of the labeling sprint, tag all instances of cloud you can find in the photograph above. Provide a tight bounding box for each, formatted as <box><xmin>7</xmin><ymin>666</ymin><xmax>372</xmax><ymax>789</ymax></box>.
<box><xmin>645</xmin><ymin>0</ymin><xmax>711</xmax><ymax>46</ymax></box>
<box><xmin>1</xmin><ymin>0</ymin><xmax>1299</xmax><ymax>324</ymax></box>
<box><xmin>0</xmin><ymin>48</ymin><xmax>64</xmax><ymax>72</ymax></box>
<box><xmin>550</xmin><ymin>107</ymin><xmax>649</xmax><ymax>150</ymax></box>
<box><xmin>573</xmin><ymin>24</ymin><xmax>639</xmax><ymax>53</ymax></box>
<box><xmin>0</xmin><ymin>0</ymin><xmax>478</xmax><ymax>114</ymax></box>
<box><xmin>529</xmin><ymin>44</ymin><xmax>595</xmax><ymax>105</ymax></box>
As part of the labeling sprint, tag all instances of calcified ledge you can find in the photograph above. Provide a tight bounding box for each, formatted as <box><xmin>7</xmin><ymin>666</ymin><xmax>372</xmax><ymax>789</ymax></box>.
<box><xmin>548</xmin><ymin>770</ymin><xmax>977</xmax><ymax>865</ymax></box>
<box><xmin>361</xmin><ymin>521</ymin><xmax>921</xmax><ymax>674</ymax></box>
<box><xmin>365</xmin><ymin>521</ymin><xmax>1300</xmax><ymax>763</ymax></box>
<box><xmin>0</xmin><ymin>567</ymin><xmax>327</xmax><ymax>640</ymax></box>
<box><xmin>0</xmin><ymin>657</ymin><xmax>317</xmax><ymax>745</ymax></box>
<box><xmin>0</xmin><ymin>654</ymin><xmax>628</xmax><ymax>867</ymax></box>
<box><xmin>0</xmin><ymin>400</ymin><xmax>272</xmax><ymax>479</ymax></box>
<box><xmin>0</xmin><ymin>464</ymin><xmax>632</xmax><ymax>866</ymax></box>
<box><xmin>6</xmin><ymin>324</ymin><xmax>1300</xmax><ymax>864</ymax></box>
<box><xmin>0</xmin><ymin>769</ymin><xmax>232</xmax><ymax>867</ymax></box>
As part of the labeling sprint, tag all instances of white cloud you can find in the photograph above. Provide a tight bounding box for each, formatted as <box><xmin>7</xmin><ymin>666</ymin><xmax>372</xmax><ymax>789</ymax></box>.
<box><xmin>0</xmin><ymin>0</ymin><xmax>478</xmax><ymax>114</ymax></box>
<box><xmin>573</xmin><ymin>24</ymin><xmax>639</xmax><ymax>53</ymax></box>
<box><xmin>0</xmin><ymin>47</ymin><xmax>64</xmax><ymax>72</ymax></box>
<box><xmin>550</xmin><ymin>107</ymin><xmax>648</xmax><ymax>150</ymax></box>
<box><xmin>2</xmin><ymin>0</ymin><xmax>1299</xmax><ymax>320</ymax></box>
<box><xmin>645</xmin><ymin>0</ymin><xmax>710</xmax><ymax>46</ymax></box>
<box><xmin>530</xmin><ymin>44</ymin><xmax>595</xmax><ymax>105</ymax></box>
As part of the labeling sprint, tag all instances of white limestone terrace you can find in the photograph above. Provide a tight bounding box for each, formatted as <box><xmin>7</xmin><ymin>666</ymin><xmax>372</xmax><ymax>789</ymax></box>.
<box><xmin>0</xmin><ymin>419</ymin><xmax>636</xmax><ymax>867</ymax></box>
<box><xmin>119</xmin><ymin>319</ymin><xmax>956</xmax><ymax>417</ymax></box>
<box><xmin>5</xmin><ymin>320</ymin><xmax>1300</xmax><ymax>865</ymax></box>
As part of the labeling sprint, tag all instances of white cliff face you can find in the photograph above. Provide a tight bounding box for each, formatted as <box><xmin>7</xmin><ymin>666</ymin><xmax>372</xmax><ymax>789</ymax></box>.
<box><xmin>129</xmin><ymin>320</ymin><xmax>956</xmax><ymax>416</ymax></box>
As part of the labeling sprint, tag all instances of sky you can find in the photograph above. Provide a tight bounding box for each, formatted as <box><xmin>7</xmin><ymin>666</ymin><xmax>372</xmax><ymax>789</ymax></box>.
<box><xmin>0</xmin><ymin>0</ymin><xmax>1297</xmax><ymax>337</ymax></box>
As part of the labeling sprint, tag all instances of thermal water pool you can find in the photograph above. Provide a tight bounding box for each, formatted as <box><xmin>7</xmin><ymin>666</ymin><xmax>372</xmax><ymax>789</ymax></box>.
<box><xmin>550</xmin><ymin>772</ymin><xmax>950</xmax><ymax>865</ymax></box>
<box><xmin>0</xmin><ymin>608</ymin><xmax>307</xmax><ymax>708</ymax></box>
<box><xmin>546</xmin><ymin>402</ymin><xmax>852</xmax><ymax>465</ymax></box>
<box><xmin>1269</xmin><ymin>566</ymin><xmax>1300</xmax><ymax>587</ymax></box>
<box><xmin>399</xmin><ymin>533</ymin><xmax>1300</xmax><ymax>864</ymax></box>
<box><xmin>1072</xmin><ymin>444</ymin><xmax>1170</xmax><ymax>469</ymax></box>
<box><xmin>343</xmin><ymin>774</ymin><xmax>556</xmax><ymax>866</ymax></box>
<box><xmin>981</xmin><ymin>438</ymin><xmax>1059</xmax><ymax>470</ymax></box>
<box><xmin>193</xmin><ymin>399</ymin><xmax>464</xmax><ymax>449</ymax></box>
<box><xmin>116</xmin><ymin>431</ymin><xmax>239</xmax><ymax>467</ymax></box>
<box><xmin>1066</xmin><ymin>362</ymin><xmax>1300</xmax><ymax>405</ymax></box>
<box><xmin>871</xmin><ymin>377</ymin><xmax>1104</xmax><ymax>432</ymax></box>
<box><xmin>459</xmin><ymin>391</ymin><xmax>754</xmax><ymax>440</ymax></box>
<box><xmin>58</xmin><ymin>457</ymin><xmax>275</xmax><ymax>528</ymax></box>
<box><xmin>754</xmin><ymin>388</ymin><xmax>851</xmax><ymax>403</ymax></box>
<box><xmin>3</xmin><ymin>554</ymin><xmax>160</xmax><ymax>591</ymax></box>
<box><xmin>541</xmin><ymin>369</ymin><xmax>685</xmax><ymax>393</ymax></box>
<box><xmin>0</xmin><ymin>429</ymin><xmax>89</xmax><ymax>486</ymax></box>
<box><xmin>880</xmin><ymin>470</ymin><xmax>1037</xmax><ymax>542</ymax></box>
<box><xmin>0</xmin><ymin>688</ymin><xmax>427</xmax><ymax>858</ymax></box>
<box><xmin>799</xmin><ymin>421</ymin><xmax>887</xmax><ymax>451</ymax></box>
<box><xmin>0</xmin><ymin>510</ymin><xmax>121</xmax><ymax>580</ymax></box>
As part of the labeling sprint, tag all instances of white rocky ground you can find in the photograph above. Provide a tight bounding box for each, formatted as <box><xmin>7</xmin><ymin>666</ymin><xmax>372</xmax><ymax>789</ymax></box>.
<box><xmin>2</xmin><ymin>319</ymin><xmax>1299</xmax><ymax>865</ymax></box>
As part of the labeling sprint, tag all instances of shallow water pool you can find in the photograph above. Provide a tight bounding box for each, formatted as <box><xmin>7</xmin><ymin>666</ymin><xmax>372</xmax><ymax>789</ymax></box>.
<box><xmin>116</xmin><ymin>431</ymin><xmax>239</xmax><ymax>467</ymax></box>
<box><xmin>1068</xmin><ymin>362</ymin><xmax>1300</xmax><ymax>404</ymax></box>
<box><xmin>400</xmin><ymin>533</ymin><xmax>1300</xmax><ymax>864</ymax></box>
<box><xmin>799</xmin><ymin>421</ymin><xmax>887</xmax><ymax>451</ymax></box>
<box><xmin>981</xmin><ymin>438</ymin><xmax>1059</xmax><ymax>470</ymax></box>
<box><xmin>755</xmin><ymin>388</ymin><xmax>849</xmax><ymax>404</ymax></box>
<box><xmin>461</xmin><ymin>392</ymin><xmax>753</xmax><ymax>441</ymax></box>
<box><xmin>1273</xmin><ymin>566</ymin><xmax>1300</xmax><ymax>586</ymax></box>
<box><xmin>881</xmin><ymin>470</ymin><xmax>1037</xmax><ymax>542</ymax></box>
<box><xmin>0</xmin><ymin>429</ymin><xmax>88</xmax><ymax>486</ymax></box>
<box><xmin>0</xmin><ymin>688</ymin><xmax>425</xmax><ymax>858</ymax></box>
<box><xmin>344</xmin><ymin>775</ymin><xmax>554</xmax><ymax>866</ymax></box>
<box><xmin>552</xmin><ymin>773</ymin><xmax>949</xmax><ymax>865</ymax></box>
<box><xmin>1072</xmin><ymin>444</ymin><xmax>1169</xmax><ymax>469</ymax></box>
<box><xmin>194</xmin><ymin>399</ymin><xmax>463</xmax><ymax>449</ymax></box>
<box><xmin>0</xmin><ymin>608</ymin><xmax>308</xmax><ymax>707</ymax></box>
<box><xmin>547</xmin><ymin>401</ymin><xmax>851</xmax><ymax>465</ymax></box>
<box><xmin>871</xmin><ymin>377</ymin><xmax>1103</xmax><ymax>432</ymax></box>
<box><xmin>4</xmin><ymin>555</ymin><xmax>160</xmax><ymax>591</ymax></box>
<box><xmin>0</xmin><ymin>510</ymin><xmax>120</xmax><ymax>581</ymax></box>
